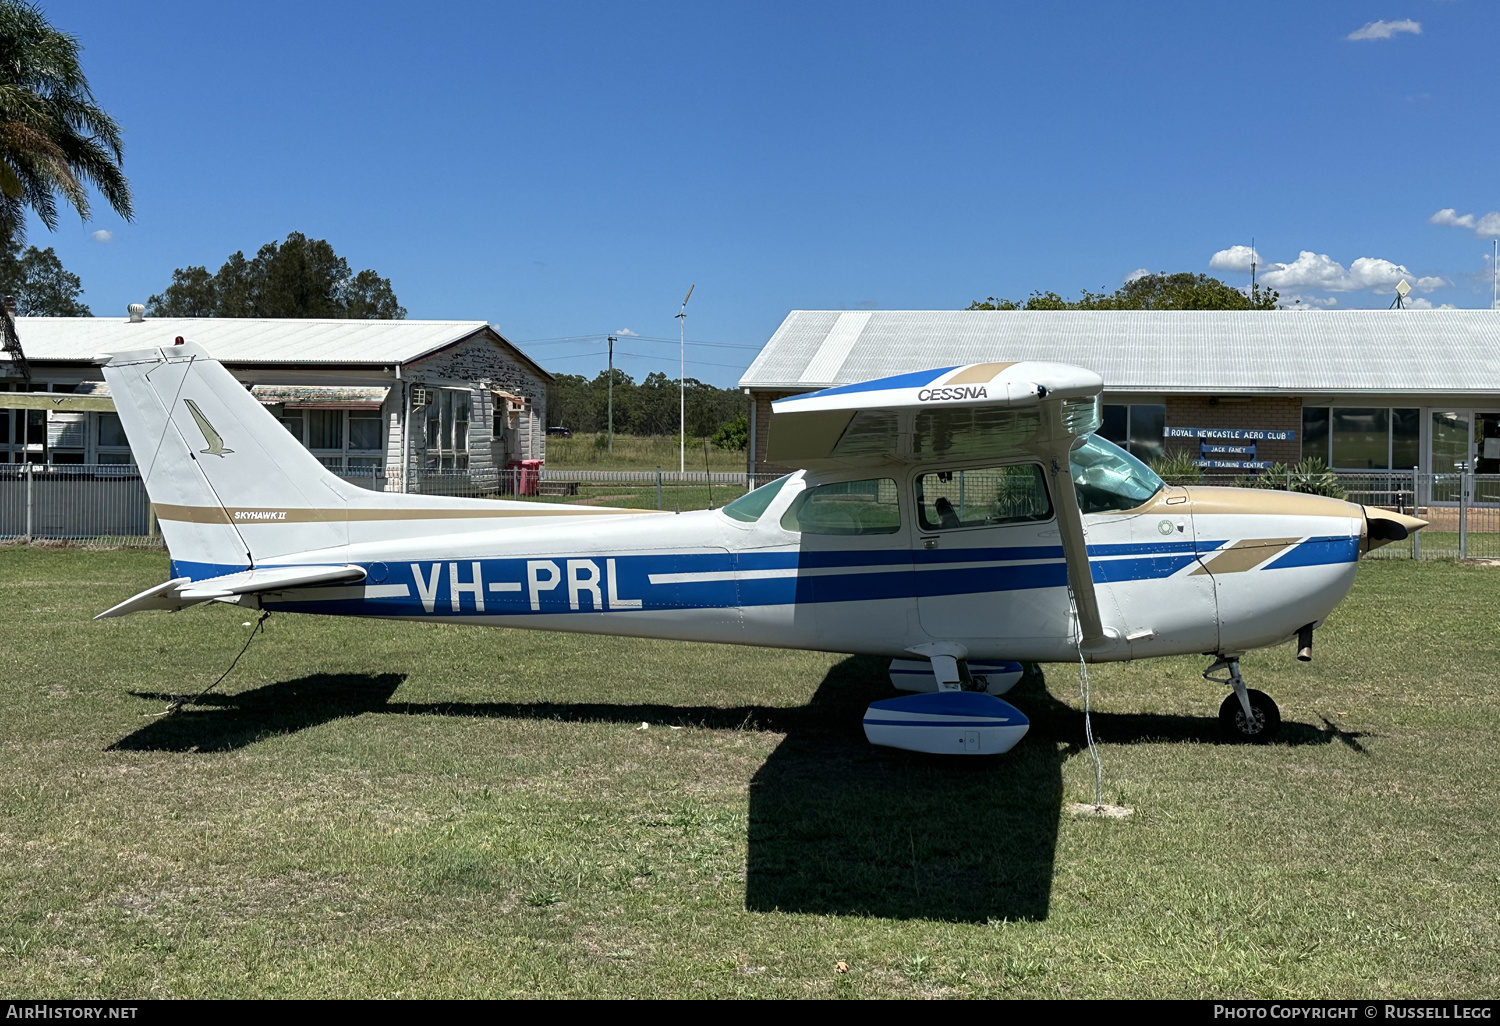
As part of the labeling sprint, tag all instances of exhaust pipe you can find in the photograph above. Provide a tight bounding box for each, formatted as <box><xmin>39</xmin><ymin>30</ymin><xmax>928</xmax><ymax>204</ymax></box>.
<box><xmin>1296</xmin><ymin>623</ymin><xmax>1314</xmax><ymax>662</ymax></box>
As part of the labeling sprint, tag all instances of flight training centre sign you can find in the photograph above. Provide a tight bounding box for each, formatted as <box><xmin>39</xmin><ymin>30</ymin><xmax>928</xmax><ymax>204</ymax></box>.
<box><xmin>1165</xmin><ymin>427</ymin><xmax>1297</xmax><ymax>471</ymax></box>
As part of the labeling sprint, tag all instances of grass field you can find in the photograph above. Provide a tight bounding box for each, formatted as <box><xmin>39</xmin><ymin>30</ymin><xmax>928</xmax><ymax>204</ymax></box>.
<box><xmin>543</xmin><ymin>433</ymin><xmax>745</xmax><ymax>472</ymax></box>
<box><xmin>1</xmin><ymin>549</ymin><xmax>1497</xmax><ymax>998</ymax></box>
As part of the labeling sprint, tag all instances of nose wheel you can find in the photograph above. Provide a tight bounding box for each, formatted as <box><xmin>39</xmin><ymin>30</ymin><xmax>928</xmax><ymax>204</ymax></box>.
<box><xmin>1204</xmin><ymin>658</ymin><xmax>1281</xmax><ymax>743</ymax></box>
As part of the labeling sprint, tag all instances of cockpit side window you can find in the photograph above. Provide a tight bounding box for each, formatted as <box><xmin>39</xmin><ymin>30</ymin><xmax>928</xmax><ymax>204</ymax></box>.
<box><xmin>1070</xmin><ymin>435</ymin><xmax>1166</xmax><ymax>513</ymax></box>
<box><xmin>916</xmin><ymin>463</ymin><xmax>1053</xmax><ymax>531</ymax></box>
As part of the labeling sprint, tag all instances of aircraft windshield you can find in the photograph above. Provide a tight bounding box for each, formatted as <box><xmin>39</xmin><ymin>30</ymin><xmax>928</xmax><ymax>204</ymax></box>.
<box><xmin>722</xmin><ymin>474</ymin><xmax>792</xmax><ymax>522</ymax></box>
<box><xmin>1070</xmin><ymin>435</ymin><xmax>1165</xmax><ymax>513</ymax></box>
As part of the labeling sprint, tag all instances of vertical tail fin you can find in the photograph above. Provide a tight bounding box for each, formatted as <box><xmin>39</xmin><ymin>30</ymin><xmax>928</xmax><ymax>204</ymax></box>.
<box><xmin>101</xmin><ymin>342</ymin><xmax>355</xmax><ymax>577</ymax></box>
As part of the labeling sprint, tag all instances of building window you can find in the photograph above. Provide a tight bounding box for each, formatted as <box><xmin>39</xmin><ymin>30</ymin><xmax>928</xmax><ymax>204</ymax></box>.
<box><xmin>95</xmin><ymin>412</ymin><xmax>134</xmax><ymax>466</ymax></box>
<box><xmin>0</xmin><ymin>383</ymin><xmax>62</xmax><ymax>464</ymax></box>
<box><xmin>307</xmin><ymin>410</ymin><xmax>344</xmax><ymax>450</ymax></box>
<box><xmin>349</xmin><ymin>412</ymin><xmax>382</xmax><ymax>451</ymax></box>
<box><xmin>1332</xmin><ymin>408</ymin><xmax>1389</xmax><ymax>470</ymax></box>
<box><xmin>1392</xmin><ymin>409</ymin><xmax>1421</xmax><ymax>469</ymax></box>
<box><xmin>1302</xmin><ymin>407</ymin><xmax>1329</xmax><ymax>463</ymax></box>
<box><xmin>277</xmin><ymin>408</ymin><xmax>384</xmax><ymax>474</ymax></box>
<box><xmin>1100</xmin><ymin>403</ymin><xmax>1165</xmax><ymax>463</ymax></box>
<box><xmin>97</xmin><ymin>413</ymin><xmax>129</xmax><ymax>448</ymax></box>
<box><xmin>424</xmin><ymin>388</ymin><xmax>472</xmax><ymax>470</ymax></box>
<box><xmin>1302</xmin><ymin>407</ymin><xmax>1420</xmax><ymax>470</ymax></box>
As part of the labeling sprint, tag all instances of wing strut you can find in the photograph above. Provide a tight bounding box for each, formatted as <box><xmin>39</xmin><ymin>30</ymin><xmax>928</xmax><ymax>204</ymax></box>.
<box><xmin>1046</xmin><ymin>446</ymin><xmax>1108</xmax><ymax>651</ymax></box>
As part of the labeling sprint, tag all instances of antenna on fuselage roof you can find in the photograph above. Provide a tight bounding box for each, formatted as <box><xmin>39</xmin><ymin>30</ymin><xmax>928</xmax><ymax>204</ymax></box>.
<box><xmin>703</xmin><ymin>436</ymin><xmax>714</xmax><ymax>509</ymax></box>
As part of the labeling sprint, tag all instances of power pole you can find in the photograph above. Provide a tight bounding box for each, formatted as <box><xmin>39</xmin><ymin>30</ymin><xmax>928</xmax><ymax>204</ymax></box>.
<box><xmin>676</xmin><ymin>284</ymin><xmax>694</xmax><ymax>474</ymax></box>
<box><xmin>607</xmin><ymin>335</ymin><xmax>616</xmax><ymax>454</ymax></box>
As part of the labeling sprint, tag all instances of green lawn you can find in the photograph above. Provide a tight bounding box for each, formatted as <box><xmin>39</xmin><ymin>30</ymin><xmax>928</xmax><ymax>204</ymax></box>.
<box><xmin>1</xmin><ymin>549</ymin><xmax>1497</xmax><ymax>998</ymax></box>
<box><xmin>542</xmin><ymin>432</ymin><xmax>745</xmax><ymax>472</ymax></box>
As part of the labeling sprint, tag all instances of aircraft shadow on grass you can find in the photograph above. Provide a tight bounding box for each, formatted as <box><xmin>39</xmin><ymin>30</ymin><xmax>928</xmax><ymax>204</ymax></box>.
<box><xmin>113</xmin><ymin>658</ymin><xmax>1365</xmax><ymax>923</ymax></box>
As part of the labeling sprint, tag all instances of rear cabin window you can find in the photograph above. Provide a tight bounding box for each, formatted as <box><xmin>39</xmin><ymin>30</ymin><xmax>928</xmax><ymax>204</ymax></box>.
<box><xmin>779</xmin><ymin>478</ymin><xmax>901</xmax><ymax>535</ymax></box>
<box><xmin>722</xmin><ymin>474</ymin><xmax>791</xmax><ymax>523</ymax></box>
<box><xmin>917</xmin><ymin>464</ymin><xmax>1052</xmax><ymax>531</ymax></box>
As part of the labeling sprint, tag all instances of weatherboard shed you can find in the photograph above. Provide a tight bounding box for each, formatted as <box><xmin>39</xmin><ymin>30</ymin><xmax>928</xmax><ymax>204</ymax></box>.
<box><xmin>0</xmin><ymin>315</ymin><xmax>552</xmax><ymax>487</ymax></box>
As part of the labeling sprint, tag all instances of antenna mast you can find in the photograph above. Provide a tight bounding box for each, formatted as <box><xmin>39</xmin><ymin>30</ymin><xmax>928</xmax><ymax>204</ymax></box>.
<box><xmin>607</xmin><ymin>335</ymin><xmax>617</xmax><ymax>454</ymax></box>
<box><xmin>676</xmin><ymin>284</ymin><xmax>694</xmax><ymax>474</ymax></box>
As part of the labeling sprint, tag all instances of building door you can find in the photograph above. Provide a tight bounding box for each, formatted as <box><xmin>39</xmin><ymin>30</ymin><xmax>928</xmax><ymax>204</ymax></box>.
<box><xmin>1429</xmin><ymin>410</ymin><xmax>1500</xmax><ymax>505</ymax></box>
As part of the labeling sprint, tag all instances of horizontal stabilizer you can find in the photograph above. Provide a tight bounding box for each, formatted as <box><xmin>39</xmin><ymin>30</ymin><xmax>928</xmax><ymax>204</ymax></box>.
<box><xmin>95</xmin><ymin>564</ymin><xmax>366</xmax><ymax>619</ymax></box>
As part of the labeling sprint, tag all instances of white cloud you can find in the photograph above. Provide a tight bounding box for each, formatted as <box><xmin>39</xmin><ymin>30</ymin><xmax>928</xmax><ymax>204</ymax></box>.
<box><xmin>1430</xmin><ymin>208</ymin><xmax>1500</xmax><ymax>237</ymax></box>
<box><xmin>90</xmin><ymin>229</ymin><xmax>113</xmax><ymax>243</ymax></box>
<box><xmin>1124</xmin><ymin>268</ymin><xmax>1151</xmax><ymax>283</ymax></box>
<box><xmin>1431</xmin><ymin>208</ymin><xmax>1474</xmax><ymax>228</ymax></box>
<box><xmin>1347</xmin><ymin>18</ymin><xmax>1421</xmax><ymax>41</ymax></box>
<box><xmin>615</xmin><ymin>328</ymin><xmax>638</xmax><ymax>336</ymax></box>
<box><xmin>1259</xmin><ymin>251</ymin><xmax>1350</xmax><ymax>291</ymax></box>
<box><xmin>1208</xmin><ymin>246</ymin><xmax>1260</xmax><ymax>274</ymax></box>
<box><xmin>1257</xmin><ymin>250</ymin><xmax>1445</xmax><ymax>294</ymax></box>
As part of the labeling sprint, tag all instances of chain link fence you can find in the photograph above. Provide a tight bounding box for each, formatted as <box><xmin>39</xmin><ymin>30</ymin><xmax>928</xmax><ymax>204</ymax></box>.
<box><xmin>4</xmin><ymin>464</ymin><xmax>1493</xmax><ymax>560</ymax></box>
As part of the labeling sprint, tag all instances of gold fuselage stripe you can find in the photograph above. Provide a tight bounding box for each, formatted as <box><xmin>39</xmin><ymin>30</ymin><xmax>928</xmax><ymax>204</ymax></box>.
<box><xmin>1188</xmin><ymin>537</ymin><xmax>1301</xmax><ymax>576</ymax></box>
<box><xmin>151</xmin><ymin>502</ymin><xmax>654</xmax><ymax>524</ymax></box>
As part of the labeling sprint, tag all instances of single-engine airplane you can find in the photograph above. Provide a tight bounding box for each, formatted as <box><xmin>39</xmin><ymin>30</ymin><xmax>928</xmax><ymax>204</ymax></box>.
<box><xmin>95</xmin><ymin>341</ymin><xmax>1425</xmax><ymax>754</ymax></box>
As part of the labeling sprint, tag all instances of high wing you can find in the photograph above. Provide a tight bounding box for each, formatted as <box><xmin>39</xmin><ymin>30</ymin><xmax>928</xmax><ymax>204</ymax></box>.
<box><xmin>94</xmin><ymin>564</ymin><xmax>367</xmax><ymax>619</ymax></box>
<box><xmin>767</xmin><ymin>361</ymin><xmax>1111</xmax><ymax>649</ymax></box>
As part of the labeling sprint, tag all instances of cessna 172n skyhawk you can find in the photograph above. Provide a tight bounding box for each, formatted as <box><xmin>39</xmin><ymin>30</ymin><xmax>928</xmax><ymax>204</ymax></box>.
<box><xmin>95</xmin><ymin>340</ymin><xmax>1425</xmax><ymax>755</ymax></box>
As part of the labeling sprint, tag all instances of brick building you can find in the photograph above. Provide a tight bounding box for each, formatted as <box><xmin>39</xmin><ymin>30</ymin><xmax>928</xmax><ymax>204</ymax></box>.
<box><xmin>0</xmin><ymin>314</ymin><xmax>551</xmax><ymax>488</ymax></box>
<box><xmin>739</xmin><ymin>310</ymin><xmax>1500</xmax><ymax>490</ymax></box>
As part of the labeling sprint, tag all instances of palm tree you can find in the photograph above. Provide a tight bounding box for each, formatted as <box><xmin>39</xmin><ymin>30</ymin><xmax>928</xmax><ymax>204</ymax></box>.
<box><xmin>0</xmin><ymin>1</ymin><xmax>132</xmax><ymax>247</ymax></box>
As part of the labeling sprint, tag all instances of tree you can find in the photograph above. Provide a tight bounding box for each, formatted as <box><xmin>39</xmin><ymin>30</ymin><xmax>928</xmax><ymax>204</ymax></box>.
<box><xmin>0</xmin><ymin>1</ymin><xmax>133</xmax><ymax>248</ymax></box>
<box><xmin>148</xmin><ymin>232</ymin><xmax>406</xmax><ymax>318</ymax></box>
<box><xmin>967</xmin><ymin>273</ymin><xmax>1278</xmax><ymax>311</ymax></box>
<box><xmin>0</xmin><ymin>235</ymin><xmax>89</xmax><ymax>314</ymax></box>
<box><xmin>544</xmin><ymin>367</ymin><xmax>748</xmax><ymax>439</ymax></box>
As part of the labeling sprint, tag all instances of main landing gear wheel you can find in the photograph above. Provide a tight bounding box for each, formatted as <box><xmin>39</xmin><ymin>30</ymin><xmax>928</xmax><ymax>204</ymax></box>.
<box><xmin>1204</xmin><ymin>657</ymin><xmax>1282</xmax><ymax>743</ymax></box>
<box><xmin>1218</xmin><ymin>689</ymin><xmax>1280</xmax><ymax>743</ymax></box>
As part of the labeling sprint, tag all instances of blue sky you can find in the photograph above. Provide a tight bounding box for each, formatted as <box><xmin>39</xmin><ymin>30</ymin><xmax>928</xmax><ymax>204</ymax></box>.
<box><xmin>29</xmin><ymin>0</ymin><xmax>1500</xmax><ymax>385</ymax></box>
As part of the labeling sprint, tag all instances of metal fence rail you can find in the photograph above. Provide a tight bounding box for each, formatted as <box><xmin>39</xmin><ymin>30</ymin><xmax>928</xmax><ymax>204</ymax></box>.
<box><xmin>0</xmin><ymin>464</ymin><xmax>158</xmax><ymax>547</ymax></box>
<box><xmin>5</xmin><ymin>464</ymin><xmax>1497</xmax><ymax>560</ymax></box>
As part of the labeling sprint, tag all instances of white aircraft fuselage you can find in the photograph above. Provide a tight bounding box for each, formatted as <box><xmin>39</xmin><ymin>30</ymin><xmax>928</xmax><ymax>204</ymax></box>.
<box><xmin>96</xmin><ymin>342</ymin><xmax>1424</xmax><ymax>751</ymax></box>
<box><xmin>239</xmin><ymin>472</ymin><xmax>1364</xmax><ymax>665</ymax></box>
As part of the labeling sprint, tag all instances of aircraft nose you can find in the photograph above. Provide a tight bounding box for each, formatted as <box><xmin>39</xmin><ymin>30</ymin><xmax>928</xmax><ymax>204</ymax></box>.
<box><xmin>1363</xmin><ymin>506</ymin><xmax>1429</xmax><ymax>552</ymax></box>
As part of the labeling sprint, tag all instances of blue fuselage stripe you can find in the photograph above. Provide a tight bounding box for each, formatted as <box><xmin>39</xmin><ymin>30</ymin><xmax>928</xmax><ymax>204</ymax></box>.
<box><xmin>170</xmin><ymin>535</ymin><xmax>1354</xmax><ymax>618</ymax></box>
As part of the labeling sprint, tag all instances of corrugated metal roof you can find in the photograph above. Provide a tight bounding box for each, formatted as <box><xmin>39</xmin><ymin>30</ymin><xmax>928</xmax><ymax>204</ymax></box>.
<box><xmin>739</xmin><ymin>310</ymin><xmax>1500</xmax><ymax>396</ymax></box>
<box><xmin>1</xmin><ymin>317</ymin><xmax>492</xmax><ymax>365</ymax></box>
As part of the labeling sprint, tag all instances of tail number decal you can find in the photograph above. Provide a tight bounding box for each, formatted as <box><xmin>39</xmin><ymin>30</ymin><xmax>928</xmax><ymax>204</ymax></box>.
<box><xmin>410</xmin><ymin>560</ymin><xmax>642</xmax><ymax>613</ymax></box>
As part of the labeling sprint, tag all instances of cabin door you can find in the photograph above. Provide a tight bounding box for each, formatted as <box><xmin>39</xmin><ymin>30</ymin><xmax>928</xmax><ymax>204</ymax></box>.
<box><xmin>914</xmin><ymin>462</ymin><xmax>1074</xmax><ymax>642</ymax></box>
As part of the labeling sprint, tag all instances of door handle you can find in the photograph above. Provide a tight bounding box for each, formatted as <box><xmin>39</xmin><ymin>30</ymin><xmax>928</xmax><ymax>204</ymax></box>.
<box><xmin>921</xmin><ymin>536</ymin><xmax>939</xmax><ymax>549</ymax></box>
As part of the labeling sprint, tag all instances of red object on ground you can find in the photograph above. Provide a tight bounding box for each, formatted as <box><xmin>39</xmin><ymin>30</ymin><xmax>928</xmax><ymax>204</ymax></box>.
<box><xmin>507</xmin><ymin>459</ymin><xmax>542</xmax><ymax>496</ymax></box>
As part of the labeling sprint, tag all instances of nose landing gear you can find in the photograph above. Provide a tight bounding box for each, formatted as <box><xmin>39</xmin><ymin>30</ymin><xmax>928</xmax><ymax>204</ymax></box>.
<box><xmin>1204</xmin><ymin>657</ymin><xmax>1281</xmax><ymax>743</ymax></box>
